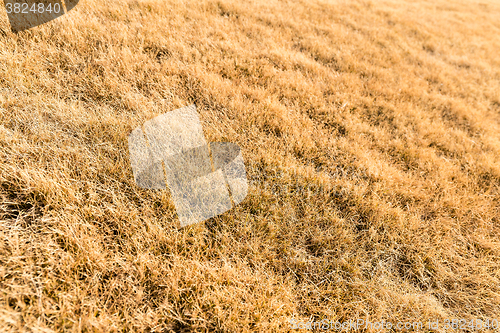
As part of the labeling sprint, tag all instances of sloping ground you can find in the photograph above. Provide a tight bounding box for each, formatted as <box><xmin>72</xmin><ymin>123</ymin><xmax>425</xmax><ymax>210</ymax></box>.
<box><xmin>1</xmin><ymin>0</ymin><xmax>500</xmax><ymax>331</ymax></box>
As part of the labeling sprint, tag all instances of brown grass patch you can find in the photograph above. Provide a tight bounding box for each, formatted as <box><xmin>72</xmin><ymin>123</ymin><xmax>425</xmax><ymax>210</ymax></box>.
<box><xmin>1</xmin><ymin>0</ymin><xmax>500</xmax><ymax>331</ymax></box>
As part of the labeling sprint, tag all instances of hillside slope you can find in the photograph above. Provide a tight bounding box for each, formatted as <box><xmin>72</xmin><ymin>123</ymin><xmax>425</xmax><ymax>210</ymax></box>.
<box><xmin>1</xmin><ymin>0</ymin><xmax>500</xmax><ymax>331</ymax></box>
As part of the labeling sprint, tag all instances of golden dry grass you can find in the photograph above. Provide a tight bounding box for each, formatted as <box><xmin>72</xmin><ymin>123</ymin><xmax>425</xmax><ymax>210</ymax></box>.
<box><xmin>1</xmin><ymin>0</ymin><xmax>500</xmax><ymax>331</ymax></box>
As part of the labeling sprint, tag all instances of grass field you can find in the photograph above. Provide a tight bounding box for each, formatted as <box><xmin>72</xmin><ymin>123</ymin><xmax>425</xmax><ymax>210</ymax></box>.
<box><xmin>1</xmin><ymin>0</ymin><xmax>500</xmax><ymax>331</ymax></box>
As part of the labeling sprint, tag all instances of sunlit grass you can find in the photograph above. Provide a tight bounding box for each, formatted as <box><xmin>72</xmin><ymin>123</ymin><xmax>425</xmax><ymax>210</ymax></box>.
<box><xmin>1</xmin><ymin>0</ymin><xmax>500</xmax><ymax>331</ymax></box>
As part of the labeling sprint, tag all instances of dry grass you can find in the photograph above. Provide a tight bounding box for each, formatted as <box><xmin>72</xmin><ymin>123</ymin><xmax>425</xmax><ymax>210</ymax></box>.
<box><xmin>1</xmin><ymin>0</ymin><xmax>500</xmax><ymax>331</ymax></box>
